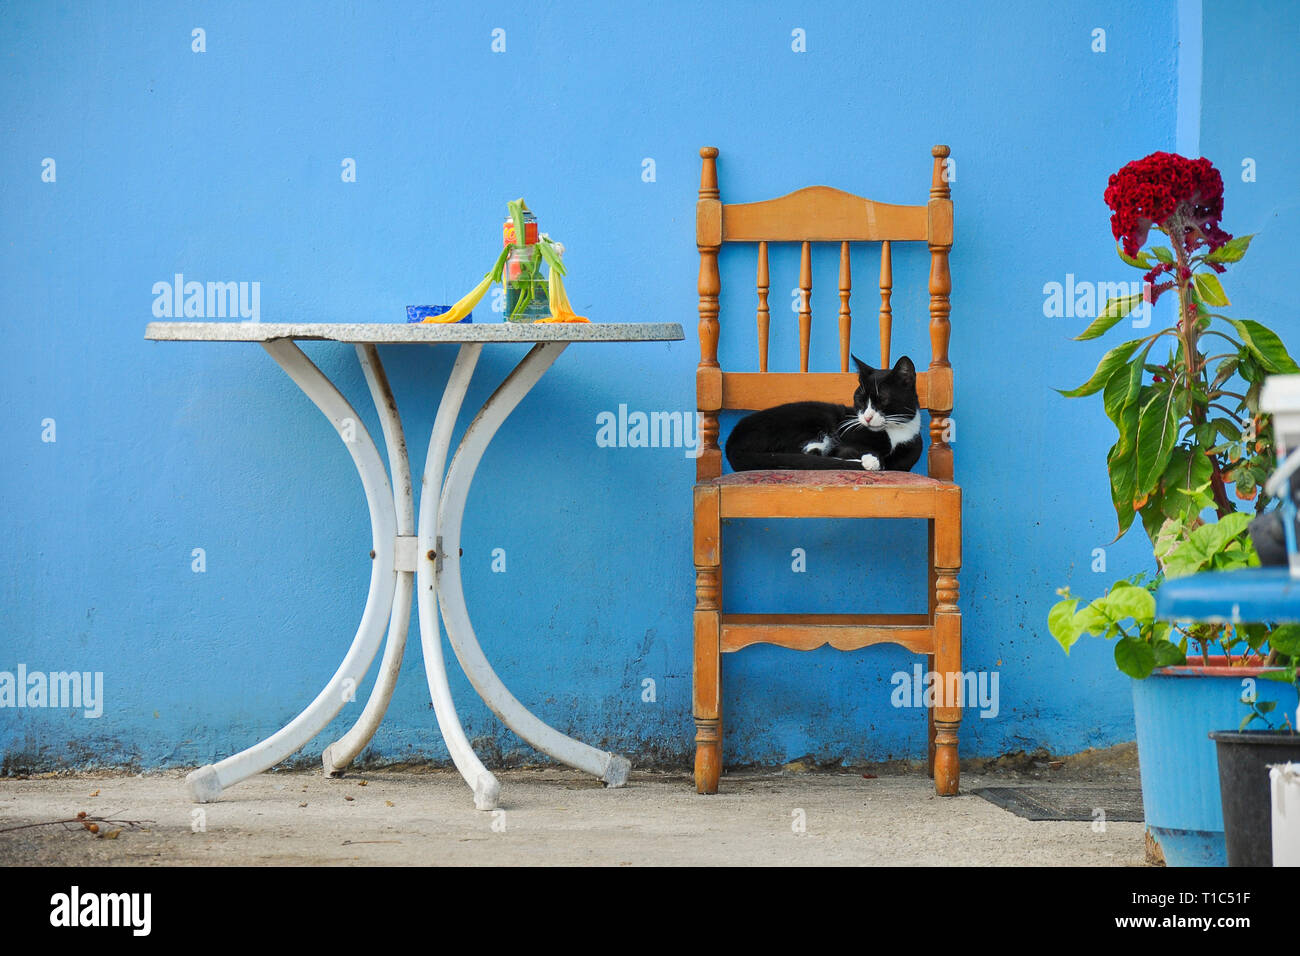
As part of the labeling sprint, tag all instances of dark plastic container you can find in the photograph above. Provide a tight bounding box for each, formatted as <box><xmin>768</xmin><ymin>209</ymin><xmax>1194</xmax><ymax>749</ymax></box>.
<box><xmin>1208</xmin><ymin>729</ymin><xmax>1300</xmax><ymax>866</ymax></box>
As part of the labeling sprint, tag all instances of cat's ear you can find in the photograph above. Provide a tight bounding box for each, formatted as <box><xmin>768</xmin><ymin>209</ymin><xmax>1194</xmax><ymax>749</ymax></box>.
<box><xmin>852</xmin><ymin>354</ymin><xmax>875</xmax><ymax>379</ymax></box>
<box><xmin>891</xmin><ymin>355</ymin><xmax>916</xmax><ymax>384</ymax></box>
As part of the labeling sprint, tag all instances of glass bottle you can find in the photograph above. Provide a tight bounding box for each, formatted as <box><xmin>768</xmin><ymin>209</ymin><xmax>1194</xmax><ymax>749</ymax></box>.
<box><xmin>502</xmin><ymin>210</ymin><xmax>550</xmax><ymax>323</ymax></box>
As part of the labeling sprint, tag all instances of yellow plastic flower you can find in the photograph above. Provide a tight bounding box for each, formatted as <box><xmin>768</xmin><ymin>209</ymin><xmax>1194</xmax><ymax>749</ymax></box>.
<box><xmin>422</xmin><ymin>272</ymin><xmax>492</xmax><ymax>323</ymax></box>
<box><xmin>535</xmin><ymin>267</ymin><xmax>590</xmax><ymax>323</ymax></box>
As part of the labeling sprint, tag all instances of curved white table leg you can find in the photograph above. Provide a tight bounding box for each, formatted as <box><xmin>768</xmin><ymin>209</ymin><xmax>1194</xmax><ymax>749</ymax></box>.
<box><xmin>322</xmin><ymin>345</ymin><xmax>413</xmax><ymax>776</ymax></box>
<box><xmin>185</xmin><ymin>339</ymin><xmax>398</xmax><ymax>803</ymax></box>
<box><xmin>437</xmin><ymin>343</ymin><xmax>632</xmax><ymax>787</ymax></box>
<box><xmin>416</xmin><ymin>343</ymin><xmax>501</xmax><ymax>810</ymax></box>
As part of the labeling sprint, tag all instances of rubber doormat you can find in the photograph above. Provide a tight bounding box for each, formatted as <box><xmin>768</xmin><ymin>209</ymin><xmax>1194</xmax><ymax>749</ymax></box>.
<box><xmin>971</xmin><ymin>786</ymin><xmax>1144</xmax><ymax>822</ymax></box>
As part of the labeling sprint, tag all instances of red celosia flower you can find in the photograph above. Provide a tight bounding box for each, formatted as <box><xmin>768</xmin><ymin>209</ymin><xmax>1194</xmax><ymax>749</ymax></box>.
<box><xmin>1104</xmin><ymin>152</ymin><xmax>1231</xmax><ymax>261</ymax></box>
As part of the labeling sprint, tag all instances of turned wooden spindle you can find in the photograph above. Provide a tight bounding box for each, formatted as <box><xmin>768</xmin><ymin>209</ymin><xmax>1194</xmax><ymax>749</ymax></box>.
<box><xmin>698</xmin><ymin>147</ymin><xmax>721</xmax><ymax>370</ymax></box>
<box><xmin>693</xmin><ymin>484</ymin><xmax>722</xmax><ymax>794</ymax></box>
<box><xmin>930</xmin><ymin>144</ymin><xmax>952</xmax><ymax>201</ymax></box>
<box><xmin>927</xmin><ymin>145</ymin><xmax>954</xmax><ymax>482</ymax></box>
<box><xmin>928</xmin><ymin>145</ymin><xmax>953</xmax><ymax>370</ymax></box>
<box><xmin>935</xmin><ymin>567</ymin><xmax>959</xmax><ymax>613</ymax></box>
<box><xmin>932</xmin><ymin>590</ymin><xmax>962</xmax><ymax>795</ymax></box>
<box><xmin>930</xmin><ymin>484</ymin><xmax>961</xmax><ymax>795</ymax></box>
<box><xmin>929</xmin><ymin>415</ymin><xmax>953</xmax><ymax>479</ymax></box>
<box><xmin>798</xmin><ymin>241</ymin><xmax>812</xmax><ymax>372</ymax></box>
<box><xmin>932</xmin><ymin>611</ymin><xmax>962</xmax><ymax>795</ymax></box>
<box><xmin>695</xmin><ymin>717</ymin><xmax>720</xmax><ymax>790</ymax></box>
<box><xmin>697</xmin><ymin>147</ymin><xmax>723</xmax><ymax>482</ymax></box>
<box><xmin>698</xmin><ymin>415</ymin><xmax>721</xmax><ymax>481</ymax></box>
<box><xmin>927</xmin><ymin>650</ymin><xmax>938</xmax><ymax>775</ymax></box>
<box><xmin>927</xmin><ymin>520</ymin><xmax>938</xmax><ymax>776</ymax></box>
<box><xmin>695</xmin><ymin>567</ymin><xmax>720</xmax><ymax>610</ymax></box>
<box><xmin>933</xmin><ymin>720</ymin><xmax>960</xmax><ymax>795</ymax></box>
<box><xmin>879</xmin><ymin>240</ymin><xmax>893</xmax><ymax>368</ymax></box>
<box><xmin>756</xmin><ymin>241</ymin><xmax>770</xmax><ymax>372</ymax></box>
<box><xmin>838</xmin><ymin>241</ymin><xmax>852</xmax><ymax>373</ymax></box>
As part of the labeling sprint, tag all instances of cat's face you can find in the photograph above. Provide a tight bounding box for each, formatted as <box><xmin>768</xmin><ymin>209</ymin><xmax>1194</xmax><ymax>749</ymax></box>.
<box><xmin>852</xmin><ymin>355</ymin><xmax>918</xmax><ymax>431</ymax></box>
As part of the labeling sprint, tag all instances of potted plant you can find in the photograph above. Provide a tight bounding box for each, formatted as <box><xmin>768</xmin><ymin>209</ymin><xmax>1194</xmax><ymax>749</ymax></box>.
<box><xmin>1209</xmin><ymin>661</ymin><xmax>1300</xmax><ymax>866</ymax></box>
<box><xmin>1047</xmin><ymin>151</ymin><xmax>1300</xmax><ymax>866</ymax></box>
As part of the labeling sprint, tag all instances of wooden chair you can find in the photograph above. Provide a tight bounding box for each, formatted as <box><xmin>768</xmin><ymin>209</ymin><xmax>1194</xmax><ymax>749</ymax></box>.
<box><xmin>693</xmin><ymin>145</ymin><xmax>962</xmax><ymax>796</ymax></box>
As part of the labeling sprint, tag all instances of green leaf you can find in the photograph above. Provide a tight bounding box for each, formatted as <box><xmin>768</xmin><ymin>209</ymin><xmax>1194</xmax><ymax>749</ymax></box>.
<box><xmin>1094</xmin><ymin>583</ymin><xmax>1156</xmax><ymax>627</ymax></box>
<box><xmin>1107</xmin><ymin>439</ymin><xmax>1138</xmax><ymax>539</ymax></box>
<box><xmin>1118</xmin><ymin>245</ymin><xmax>1155</xmax><ymax>269</ymax></box>
<box><xmin>1103</xmin><ymin>365</ymin><xmax>1141</xmax><ymax>449</ymax></box>
<box><xmin>1135</xmin><ymin>386</ymin><xmax>1180</xmax><ymax>496</ymax></box>
<box><xmin>507</xmin><ymin>199</ymin><xmax>527</xmax><ymax>250</ymax></box>
<box><xmin>1166</xmin><ymin>446</ymin><xmax>1213</xmax><ymax>495</ymax></box>
<box><xmin>1152</xmin><ymin>247</ymin><xmax>1174</xmax><ymax>264</ymax></box>
<box><xmin>1260</xmin><ymin>667</ymin><xmax>1300</xmax><ymax>684</ymax></box>
<box><xmin>1237</xmin><ymin>622</ymin><xmax>1270</xmax><ymax>654</ymax></box>
<box><xmin>1075</xmin><ymin>603</ymin><xmax>1111</xmax><ymax>637</ymax></box>
<box><xmin>1210</xmin><ymin>356</ymin><xmax>1240</xmax><ymax>391</ymax></box>
<box><xmin>1159</xmin><ymin>449</ymin><xmax>1213</xmax><ymax>526</ymax></box>
<box><xmin>488</xmin><ymin>245</ymin><xmax>511</xmax><ymax>283</ymax></box>
<box><xmin>1154</xmin><ymin>516</ymin><xmax>1188</xmax><ymax>566</ymax></box>
<box><xmin>1225</xmin><ymin>318</ymin><xmax>1300</xmax><ymax>374</ymax></box>
<box><xmin>1206</xmin><ymin>234</ymin><xmax>1254</xmax><ymax>264</ymax></box>
<box><xmin>1102</xmin><ymin>363</ymin><xmax>1130</xmax><ymax>423</ymax></box>
<box><xmin>1213</xmin><ymin>418</ymin><xmax>1242</xmax><ymax>443</ymax></box>
<box><xmin>1193</xmin><ymin>272</ymin><xmax>1230</xmax><ymax>307</ymax></box>
<box><xmin>1153</xmin><ymin>640</ymin><xmax>1186</xmax><ymax>667</ymax></box>
<box><xmin>536</xmin><ymin>240</ymin><xmax>566</xmax><ymax>276</ymax></box>
<box><xmin>1140</xmin><ymin>498</ymin><xmax>1170</xmax><ymax>545</ymax></box>
<box><xmin>1122</xmin><ymin>337</ymin><xmax>1159</xmax><ymax>417</ymax></box>
<box><xmin>1048</xmin><ymin>598</ymin><xmax>1081</xmax><ymax>652</ymax></box>
<box><xmin>1246</xmin><ymin>378</ymin><xmax>1263</xmax><ymax>415</ymax></box>
<box><xmin>1115</xmin><ymin>636</ymin><xmax>1157</xmax><ymax>679</ymax></box>
<box><xmin>1269</xmin><ymin>624</ymin><xmax>1300</xmax><ymax>657</ymax></box>
<box><xmin>1240</xmin><ymin>711</ymin><xmax>1260</xmax><ymax>730</ymax></box>
<box><xmin>1049</xmin><ymin>596</ymin><xmax>1121</xmax><ymax>653</ymax></box>
<box><xmin>1163</xmin><ymin>513</ymin><xmax>1253</xmax><ymax>578</ymax></box>
<box><xmin>1058</xmin><ymin>339</ymin><xmax>1144</xmax><ymax>398</ymax></box>
<box><xmin>1076</xmin><ymin>294</ymin><xmax>1146</xmax><ymax>341</ymax></box>
<box><xmin>1257</xmin><ymin>700</ymin><xmax>1279</xmax><ymax>714</ymax></box>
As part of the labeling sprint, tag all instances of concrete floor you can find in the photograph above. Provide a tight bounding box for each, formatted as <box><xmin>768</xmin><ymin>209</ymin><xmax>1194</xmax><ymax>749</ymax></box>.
<box><xmin>0</xmin><ymin>754</ymin><xmax>1149</xmax><ymax>866</ymax></box>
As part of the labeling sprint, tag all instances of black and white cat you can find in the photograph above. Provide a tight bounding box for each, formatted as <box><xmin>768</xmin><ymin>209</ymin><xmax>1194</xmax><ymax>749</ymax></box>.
<box><xmin>725</xmin><ymin>355</ymin><xmax>923</xmax><ymax>472</ymax></box>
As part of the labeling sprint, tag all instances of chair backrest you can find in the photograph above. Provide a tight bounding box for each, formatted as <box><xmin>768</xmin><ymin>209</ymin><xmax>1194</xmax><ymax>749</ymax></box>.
<box><xmin>695</xmin><ymin>145</ymin><xmax>954</xmax><ymax>483</ymax></box>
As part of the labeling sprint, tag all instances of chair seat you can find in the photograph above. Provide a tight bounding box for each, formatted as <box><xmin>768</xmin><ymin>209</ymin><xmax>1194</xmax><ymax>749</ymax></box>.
<box><xmin>703</xmin><ymin>468</ymin><xmax>959</xmax><ymax>519</ymax></box>
<box><xmin>710</xmin><ymin>468</ymin><xmax>945</xmax><ymax>488</ymax></box>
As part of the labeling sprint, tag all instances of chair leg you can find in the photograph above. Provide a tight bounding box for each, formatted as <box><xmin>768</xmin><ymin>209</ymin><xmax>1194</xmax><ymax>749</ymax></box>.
<box><xmin>694</xmin><ymin>485</ymin><xmax>722</xmax><ymax>794</ymax></box>
<box><xmin>693</xmin><ymin>624</ymin><xmax>721</xmax><ymax>794</ymax></box>
<box><xmin>933</xmin><ymin>604</ymin><xmax>961</xmax><ymax>796</ymax></box>
<box><xmin>926</xmin><ymin>520</ymin><xmax>939</xmax><ymax>779</ymax></box>
<box><xmin>694</xmin><ymin>711</ymin><xmax>721</xmax><ymax>793</ymax></box>
<box><xmin>926</xmin><ymin>653</ymin><xmax>937</xmax><ymax>778</ymax></box>
<box><xmin>932</xmin><ymin>491</ymin><xmax>961</xmax><ymax>796</ymax></box>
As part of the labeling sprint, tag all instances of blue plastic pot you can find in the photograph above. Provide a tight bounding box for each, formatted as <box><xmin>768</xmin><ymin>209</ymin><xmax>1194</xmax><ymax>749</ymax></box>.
<box><xmin>406</xmin><ymin>305</ymin><xmax>471</xmax><ymax>323</ymax></box>
<box><xmin>1132</xmin><ymin>659</ymin><xmax>1299</xmax><ymax>866</ymax></box>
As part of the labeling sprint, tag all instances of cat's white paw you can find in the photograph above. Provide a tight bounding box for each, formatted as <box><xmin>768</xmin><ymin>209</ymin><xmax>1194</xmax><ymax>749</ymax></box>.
<box><xmin>802</xmin><ymin>437</ymin><xmax>833</xmax><ymax>455</ymax></box>
<box><xmin>861</xmin><ymin>454</ymin><xmax>881</xmax><ymax>471</ymax></box>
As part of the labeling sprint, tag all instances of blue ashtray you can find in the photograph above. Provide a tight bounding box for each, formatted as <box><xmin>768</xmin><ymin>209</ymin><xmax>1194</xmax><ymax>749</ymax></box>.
<box><xmin>406</xmin><ymin>305</ymin><xmax>472</xmax><ymax>324</ymax></box>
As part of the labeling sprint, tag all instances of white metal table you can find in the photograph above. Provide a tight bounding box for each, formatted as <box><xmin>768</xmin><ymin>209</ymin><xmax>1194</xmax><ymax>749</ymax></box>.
<box><xmin>146</xmin><ymin>321</ymin><xmax>684</xmax><ymax>810</ymax></box>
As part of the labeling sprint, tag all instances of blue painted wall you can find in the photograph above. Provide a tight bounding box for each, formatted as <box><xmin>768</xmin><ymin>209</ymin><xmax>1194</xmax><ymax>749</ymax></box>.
<box><xmin>1200</xmin><ymin>0</ymin><xmax>1300</xmax><ymax>342</ymax></box>
<box><xmin>6</xmin><ymin>0</ymin><xmax>1268</xmax><ymax>773</ymax></box>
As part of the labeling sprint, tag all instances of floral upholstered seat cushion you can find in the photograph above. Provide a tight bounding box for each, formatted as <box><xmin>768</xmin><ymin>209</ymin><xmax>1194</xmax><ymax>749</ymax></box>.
<box><xmin>710</xmin><ymin>469</ymin><xmax>944</xmax><ymax>487</ymax></box>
